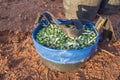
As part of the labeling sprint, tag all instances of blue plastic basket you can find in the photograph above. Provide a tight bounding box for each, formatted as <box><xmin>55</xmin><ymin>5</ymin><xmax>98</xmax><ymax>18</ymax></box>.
<box><xmin>32</xmin><ymin>19</ymin><xmax>100</xmax><ymax>72</ymax></box>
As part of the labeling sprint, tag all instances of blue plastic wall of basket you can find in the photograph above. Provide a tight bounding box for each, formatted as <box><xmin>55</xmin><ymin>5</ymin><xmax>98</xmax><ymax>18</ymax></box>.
<box><xmin>32</xmin><ymin>19</ymin><xmax>100</xmax><ymax>64</ymax></box>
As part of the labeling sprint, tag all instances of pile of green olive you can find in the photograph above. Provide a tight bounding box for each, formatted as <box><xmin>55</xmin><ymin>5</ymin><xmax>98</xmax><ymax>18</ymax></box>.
<box><xmin>36</xmin><ymin>24</ymin><xmax>97</xmax><ymax>50</ymax></box>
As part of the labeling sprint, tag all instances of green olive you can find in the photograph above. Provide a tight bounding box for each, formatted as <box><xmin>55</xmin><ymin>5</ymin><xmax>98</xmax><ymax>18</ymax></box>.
<box><xmin>36</xmin><ymin>24</ymin><xmax>97</xmax><ymax>50</ymax></box>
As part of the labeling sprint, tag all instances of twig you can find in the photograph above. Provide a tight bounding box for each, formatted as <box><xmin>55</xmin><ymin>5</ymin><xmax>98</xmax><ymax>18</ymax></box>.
<box><xmin>100</xmin><ymin>49</ymin><xmax>115</xmax><ymax>57</ymax></box>
<box><xmin>46</xmin><ymin>68</ymin><xmax>49</xmax><ymax>80</ymax></box>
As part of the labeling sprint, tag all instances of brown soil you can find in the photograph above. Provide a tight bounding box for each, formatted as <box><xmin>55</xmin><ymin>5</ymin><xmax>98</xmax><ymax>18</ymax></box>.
<box><xmin>0</xmin><ymin>0</ymin><xmax>120</xmax><ymax>80</ymax></box>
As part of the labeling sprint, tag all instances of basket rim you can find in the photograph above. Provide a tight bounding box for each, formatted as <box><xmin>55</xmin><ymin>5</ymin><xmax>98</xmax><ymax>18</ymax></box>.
<box><xmin>32</xmin><ymin>20</ymin><xmax>100</xmax><ymax>51</ymax></box>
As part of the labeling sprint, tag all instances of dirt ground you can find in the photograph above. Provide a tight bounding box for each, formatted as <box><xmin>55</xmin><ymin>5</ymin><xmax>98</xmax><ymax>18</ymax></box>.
<box><xmin>0</xmin><ymin>0</ymin><xmax>120</xmax><ymax>80</ymax></box>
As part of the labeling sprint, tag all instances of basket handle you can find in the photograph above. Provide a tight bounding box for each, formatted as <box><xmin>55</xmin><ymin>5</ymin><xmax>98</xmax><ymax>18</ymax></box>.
<box><xmin>35</xmin><ymin>11</ymin><xmax>60</xmax><ymax>27</ymax></box>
